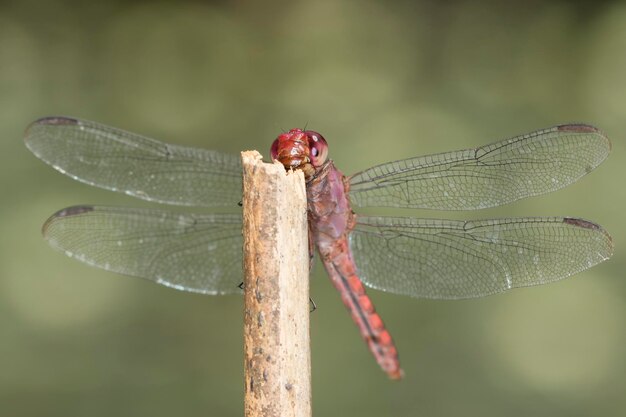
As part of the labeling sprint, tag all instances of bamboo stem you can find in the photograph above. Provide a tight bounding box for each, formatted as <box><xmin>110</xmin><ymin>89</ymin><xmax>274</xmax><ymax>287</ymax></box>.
<box><xmin>241</xmin><ymin>151</ymin><xmax>311</xmax><ymax>417</ymax></box>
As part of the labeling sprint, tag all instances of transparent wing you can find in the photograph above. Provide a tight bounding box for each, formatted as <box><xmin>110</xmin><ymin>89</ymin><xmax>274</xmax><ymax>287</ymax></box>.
<box><xmin>43</xmin><ymin>206</ymin><xmax>243</xmax><ymax>294</ymax></box>
<box><xmin>25</xmin><ymin>117</ymin><xmax>243</xmax><ymax>207</ymax></box>
<box><xmin>349</xmin><ymin>124</ymin><xmax>610</xmax><ymax>210</ymax></box>
<box><xmin>350</xmin><ymin>216</ymin><xmax>613</xmax><ymax>299</ymax></box>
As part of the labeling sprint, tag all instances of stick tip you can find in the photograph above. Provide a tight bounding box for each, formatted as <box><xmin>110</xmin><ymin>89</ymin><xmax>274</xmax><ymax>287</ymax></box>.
<box><xmin>241</xmin><ymin>150</ymin><xmax>263</xmax><ymax>164</ymax></box>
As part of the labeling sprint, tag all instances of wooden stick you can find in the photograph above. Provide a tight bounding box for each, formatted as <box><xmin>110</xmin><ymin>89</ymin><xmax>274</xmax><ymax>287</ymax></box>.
<box><xmin>241</xmin><ymin>151</ymin><xmax>311</xmax><ymax>417</ymax></box>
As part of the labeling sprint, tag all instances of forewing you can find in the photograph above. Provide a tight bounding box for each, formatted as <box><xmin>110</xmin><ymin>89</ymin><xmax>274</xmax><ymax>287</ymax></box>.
<box><xmin>349</xmin><ymin>125</ymin><xmax>610</xmax><ymax>210</ymax></box>
<box><xmin>350</xmin><ymin>216</ymin><xmax>613</xmax><ymax>299</ymax></box>
<box><xmin>25</xmin><ymin>117</ymin><xmax>243</xmax><ymax>207</ymax></box>
<box><xmin>43</xmin><ymin>206</ymin><xmax>243</xmax><ymax>294</ymax></box>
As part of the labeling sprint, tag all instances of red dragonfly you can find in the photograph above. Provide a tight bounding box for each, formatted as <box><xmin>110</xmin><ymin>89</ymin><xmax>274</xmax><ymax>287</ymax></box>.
<box><xmin>25</xmin><ymin>117</ymin><xmax>613</xmax><ymax>379</ymax></box>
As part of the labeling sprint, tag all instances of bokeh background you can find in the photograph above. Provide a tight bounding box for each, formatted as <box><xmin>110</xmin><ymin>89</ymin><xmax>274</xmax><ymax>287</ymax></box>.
<box><xmin>1</xmin><ymin>0</ymin><xmax>625</xmax><ymax>416</ymax></box>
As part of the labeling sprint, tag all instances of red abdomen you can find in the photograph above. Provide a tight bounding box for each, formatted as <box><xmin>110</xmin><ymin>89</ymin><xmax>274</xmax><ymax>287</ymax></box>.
<box><xmin>307</xmin><ymin>160</ymin><xmax>403</xmax><ymax>379</ymax></box>
<box><xmin>321</xmin><ymin>237</ymin><xmax>403</xmax><ymax>379</ymax></box>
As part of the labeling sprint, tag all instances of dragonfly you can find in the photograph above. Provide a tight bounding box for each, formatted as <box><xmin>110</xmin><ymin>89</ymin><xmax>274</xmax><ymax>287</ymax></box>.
<box><xmin>25</xmin><ymin>117</ymin><xmax>613</xmax><ymax>379</ymax></box>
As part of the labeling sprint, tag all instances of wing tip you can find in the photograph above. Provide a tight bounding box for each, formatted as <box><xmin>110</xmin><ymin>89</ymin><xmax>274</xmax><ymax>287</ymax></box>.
<box><xmin>35</xmin><ymin>116</ymin><xmax>79</xmax><ymax>126</ymax></box>
<box><xmin>557</xmin><ymin>123</ymin><xmax>599</xmax><ymax>133</ymax></box>
<box><xmin>42</xmin><ymin>205</ymin><xmax>95</xmax><ymax>235</ymax></box>
<box><xmin>25</xmin><ymin>116</ymin><xmax>80</xmax><ymax>142</ymax></box>
<box><xmin>557</xmin><ymin>123</ymin><xmax>611</xmax><ymax>152</ymax></box>
<box><xmin>563</xmin><ymin>217</ymin><xmax>614</xmax><ymax>257</ymax></box>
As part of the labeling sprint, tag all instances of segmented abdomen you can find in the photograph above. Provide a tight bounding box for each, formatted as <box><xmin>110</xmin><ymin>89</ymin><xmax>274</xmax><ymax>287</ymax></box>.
<box><xmin>321</xmin><ymin>236</ymin><xmax>403</xmax><ymax>379</ymax></box>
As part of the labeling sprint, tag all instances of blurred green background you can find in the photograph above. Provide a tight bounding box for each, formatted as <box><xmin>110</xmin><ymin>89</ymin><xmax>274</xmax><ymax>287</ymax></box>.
<box><xmin>1</xmin><ymin>0</ymin><xmax>625</xmax><ymax>416</ymax></box>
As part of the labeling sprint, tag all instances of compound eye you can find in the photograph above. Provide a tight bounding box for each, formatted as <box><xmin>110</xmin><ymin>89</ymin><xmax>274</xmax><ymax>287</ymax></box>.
<box><xmin>270</xmin><ymin>139</ymin><xmax>279</xmax><ymax>161</ymax></box>
<box><xmin>306</xmin><ymin>131</ymin><xmax>328</xmax><ymax>166</ymax></box>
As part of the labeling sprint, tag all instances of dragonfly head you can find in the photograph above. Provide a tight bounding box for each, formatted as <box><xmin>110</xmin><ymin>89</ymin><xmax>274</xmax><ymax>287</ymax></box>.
<box><xmin>270</xmin><ymin>128</ymin><xmax>328</xmax><ymax>179</ymax></box>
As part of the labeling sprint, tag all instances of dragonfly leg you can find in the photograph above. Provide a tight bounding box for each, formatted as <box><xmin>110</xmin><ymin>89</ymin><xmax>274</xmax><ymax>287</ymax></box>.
<box><xmin>308</xmin><ymin>228</ymin><xmax>315</xmax><ymax>270</ymax></box>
